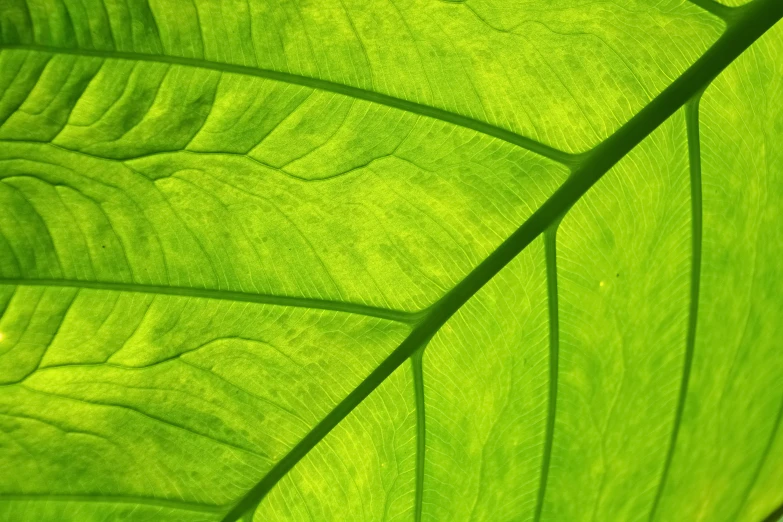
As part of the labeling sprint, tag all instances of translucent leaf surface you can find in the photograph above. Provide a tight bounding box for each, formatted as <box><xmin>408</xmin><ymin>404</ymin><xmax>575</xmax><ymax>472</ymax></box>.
<box><xmin>0</xmin><ymin>1</ymin><xmax>782</xmax><ymax>521</ymax></box>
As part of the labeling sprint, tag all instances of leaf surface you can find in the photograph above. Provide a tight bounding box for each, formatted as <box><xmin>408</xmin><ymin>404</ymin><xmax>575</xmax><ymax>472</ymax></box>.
<box><xmin>0</xmin><ymin>1</ymin><xmax>782</xmax><ymax>521</ymax></box>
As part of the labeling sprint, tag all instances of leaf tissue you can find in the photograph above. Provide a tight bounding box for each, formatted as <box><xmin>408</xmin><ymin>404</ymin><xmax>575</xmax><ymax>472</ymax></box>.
<box><xmin>0</xmin><ymin>0</ymin><xmax>782</xmax><ymax>521</ymax></box>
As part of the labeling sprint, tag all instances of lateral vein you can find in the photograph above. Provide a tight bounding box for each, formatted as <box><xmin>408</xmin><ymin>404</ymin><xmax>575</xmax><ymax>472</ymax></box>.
<box><xmin>412</xmin><ymin>348</ymin><xmax>427</xmax><ymax>522</ymax></box>
<box><xmin>0</xmin><ymin>44</ymin><xmax>578</xmax><ymax>167</ymax></box>
<box><xmin>0</xmin><ymin>494</ymin><xmax>227</xmax><ymax>513</ymax></box>
<box><xmin>647</xmin><ymin>94</ymin><xmax>704</xmax><ymax>522</ymax></box>
<box><xmin>534</xmin><ymin>225</ymin><xmax>560</xmax><ymax>522</ymax></box>
<box><xmin>0</xmin><ymin>278</ymin><xmax>420</xmax><ymax>324</ymax></box>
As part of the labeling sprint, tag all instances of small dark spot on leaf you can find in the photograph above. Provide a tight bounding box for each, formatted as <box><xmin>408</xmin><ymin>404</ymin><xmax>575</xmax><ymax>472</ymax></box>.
<box><xmin>616</xmin><ymin>273</ymin><xmax>620</xmax><ymax>277</ymax></box>
<box><xmin>102</xmin><ymin>245</ymin><xmax>106</xmax><ymax>249</ymax></box>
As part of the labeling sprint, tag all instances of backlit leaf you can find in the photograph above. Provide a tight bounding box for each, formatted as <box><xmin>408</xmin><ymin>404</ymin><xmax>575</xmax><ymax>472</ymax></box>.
<box><xmin>0</xmin><ymin>1</ymin><xmax>781</xmax><ymax>521</ymax></box>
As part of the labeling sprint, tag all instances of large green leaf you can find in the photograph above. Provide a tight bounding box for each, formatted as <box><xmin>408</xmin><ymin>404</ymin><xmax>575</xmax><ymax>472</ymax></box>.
<box><xmin>0</xmin><ymin>0</ymin><xmax>781</xmax><ymax>521</ymax></box>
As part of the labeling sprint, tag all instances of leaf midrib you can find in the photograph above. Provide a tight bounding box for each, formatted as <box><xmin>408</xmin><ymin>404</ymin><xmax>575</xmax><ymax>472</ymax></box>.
<box><xmin>0</xmin><ymin>43</ymin><xmax>579</xmax><ymax>167</ymax></box>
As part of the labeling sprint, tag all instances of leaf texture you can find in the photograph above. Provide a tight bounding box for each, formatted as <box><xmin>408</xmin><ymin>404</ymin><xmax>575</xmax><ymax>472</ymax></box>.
<box><xmin>0</xmin><ymin>1</ymin><xmax>782</xmax><ymax>521</ymax></box>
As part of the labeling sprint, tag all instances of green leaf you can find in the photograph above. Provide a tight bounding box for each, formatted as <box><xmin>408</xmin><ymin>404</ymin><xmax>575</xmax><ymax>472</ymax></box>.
<box><xmin>0</xmin><ymin>1</ymin><xmax>781</xmax><ymax>521</ymax></box>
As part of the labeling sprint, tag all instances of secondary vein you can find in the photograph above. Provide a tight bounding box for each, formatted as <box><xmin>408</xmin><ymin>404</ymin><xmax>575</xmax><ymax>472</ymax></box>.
<box><xmin>0</xmin><ymin>494</ymin><xmax>227</xmax><ymax>513</ymax></box>
<box><xmin>647</xmin><ymin>94</ymin><xmax>704</xmax><ymax>522</ymax></box>
<box><xmin>412</xmin><ymin>348</ymin><xmax>427</xmax><ymax>522</ymax></box>
<box><xmin>0</xmin><ymin>44</ymin><xmax>578</xmax><ymax>168</ymax></box>
<box><xmin>0</xmin><ymin>278</ymin><xmax>420</xmax><ymax>324</ymax></box>
<box><xmin>534</xmin><ymin>225</ymin><xmax>560</xmax><ymax>522</ymax></box>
